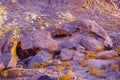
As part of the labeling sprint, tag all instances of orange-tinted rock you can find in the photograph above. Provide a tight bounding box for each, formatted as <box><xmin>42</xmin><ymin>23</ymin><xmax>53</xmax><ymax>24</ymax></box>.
<box><xmin>95</xmin><ymin>50</ymin><xmax>118</xmax><ymax>59</ymax></box>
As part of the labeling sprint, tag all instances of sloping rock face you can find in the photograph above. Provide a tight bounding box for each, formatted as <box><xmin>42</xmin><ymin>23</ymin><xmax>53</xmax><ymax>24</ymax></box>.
<box><xmin>19</xmin><ymin>30</ymin><xmax>58</xmax><ymax>52</ymax></box>
<box><xmin>0</xmin><ymin>0</ymin><xmax>120</xmax><ymax>80</ymax></box>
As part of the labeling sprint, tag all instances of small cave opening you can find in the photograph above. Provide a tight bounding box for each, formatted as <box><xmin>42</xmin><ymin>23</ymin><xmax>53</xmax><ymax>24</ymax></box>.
<box><xmin>104</xmin><ymin>45</ymin><xmax>113</xmax><ymax>50</ymax></box>
<box><xmin>53</xmin><ymin>50</ymin><xmax>61</xmax><ymax>59</ymax></box>
<box><xmin>53</xmin><ymin>34</ymin><xmax>68</xmax><ymax>38</ymax></box>
<box><xmin>16</xmin><ymin>42</ymin><xmax>41</xmax><ymax>60</ymax></box>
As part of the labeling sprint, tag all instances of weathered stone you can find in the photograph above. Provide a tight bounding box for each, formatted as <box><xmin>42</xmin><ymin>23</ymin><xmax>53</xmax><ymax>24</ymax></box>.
<box><xmin>95</xmin><ymin>50</ymin><xmax>118</xmax><ymax>59</ymax></box>
<box><xmin>0</xmin><ymin>62</ymin><xmax>5</xmax><ymax>71</ymax></box>
<box><xmin>75</xmin><ymin>45</ymin><xmax>86</xmax><ymax>52</ymax></box>
<box><xmin>73</xmin><ymin>51</ymin><xmax>85</xmax><ymax>61</ymax></box>
<box><xmin>19</xmin><ymin>30</ymin><xmax>58</xmax><ymax>52</ymax></box>
<box><xmin>81</xmin><ymin>36</ymin><xmax>104</xmax><ymax>51</ymax></box>
<box><xmin>0</xmin><ymin>36</ymin><xmax>18</xmax><ymax>68</ymax></box>
<box><xmin>72</xmin><ymin>19</ymin><xmax>113</xmax><ymax>47</ymax></box>
<box><xmin>60</xmin><ymin>49</ymin><xmax>74</xmax><ymax>61</ymax></box>
<box><xmin>69</xmin><ymin>34</ymin><xmax>83</xmax><ymax>44</ymax></box>
<box><xmin>58</xmin><ymin>39</ymin><xmax>76</xmax><ymax>49</ymax></box>
<box><xmin>87</xmin><ymin>59</ymin><xmax>115</xmax><ymax>69</ymax></box>
<box><xmin>7</xmin><ymin>68</ymin><xmax>22</xmax><ymax>78</ymax></box>
<box><xmin>28</xmin><ymin>50</ymin><xmax>52</xmax><ymax>68</ymax></box>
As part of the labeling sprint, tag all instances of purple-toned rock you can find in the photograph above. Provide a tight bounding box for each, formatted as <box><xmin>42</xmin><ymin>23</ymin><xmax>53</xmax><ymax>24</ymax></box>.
<box><xmin>60</xmin><ymin>49</ymin><xmax>74</xmax><ymax>61</ymax></box>
<box><xmin>19</xmin><ymin>30</ymin><xmax>58</xmax><ymax>52</ymax></box>
<box><xmin>72</xmin><ymin>19</ymin><xmax>113</xmax><ymax>47</ymax></box>
<box><xmin>73</xmin><ymin>51</ymin><xmax>85</xmax><ymax>61</ymax></box>
<box><xmin>81</xmin><ymin>36</ymin><xmax>104</xmax><ymax>51</ymax></box>
<box><xmin>58</xmin><ymin>39</ymin><xmax>76</xmax><ymax>49</ymax></box>
<box><xmin>7</xmin><ymin>68</ymin><xmax>22</xmax><ymax>78</ymax></box>
<box><xmin>87</xmin><ymin>59</ymin><xmax>115</xmax><ymax>69</ymax></box>
<box><xmin>28</xmin><ymin>50</ymin><xmax>52</xmax><ymax>68</ymax></box>
<box><xmin>95</xmin><ymin>50</ymin><xmax>118</xmax><ymax>59</ymax></box>
<box><xmin>0</xmin><ymin>36</ymin><xmax>18</xmax><ymax>68</ymax></box>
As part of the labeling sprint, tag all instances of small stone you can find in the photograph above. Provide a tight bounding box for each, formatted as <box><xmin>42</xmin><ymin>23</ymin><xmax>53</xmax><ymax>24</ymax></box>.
<box><xmin>95</xmin><ymin>50</ymin><xmax>118</xmax><ymax>59</ymax></box>
<box><xmin>7</xmin><ymin>68</ymin><xmax>22</xmax><ymax>78</ymax></box>
<box><xmin>60</xmin><ymin>49</ymin><xmax>74</xmax><ymax>61</ymax></box>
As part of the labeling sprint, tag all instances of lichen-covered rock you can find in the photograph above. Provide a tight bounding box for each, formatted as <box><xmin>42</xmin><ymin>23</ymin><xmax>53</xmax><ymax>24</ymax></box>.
<box><xmin>0</xmin><ymin>36</ymin><xmax>18</xmax><ymax>68</ymax></box>
<box><xmin>28</xmin><ymin>50</ymin><xmax>52</xmax><ymax>68</ymax></box>
<box><xmin>19</xmin><ymin>30</ymin><xmax>58</xmax><ymax>52</ymax></box>
<box><xmin>60</xmin><ymin>49</ymin><xmax>74</xmax><ymax>61</ymax></box>
<box><xmin>95</xmin><ymin>50</ymin><xmax>118</xmax><ymax>59</ymax></box>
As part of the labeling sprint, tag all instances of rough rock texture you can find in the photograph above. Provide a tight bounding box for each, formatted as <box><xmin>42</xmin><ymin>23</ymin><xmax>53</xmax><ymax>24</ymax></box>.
<box><xmin>19</xmin><ymin>30</ymin><xmax>58</xmax><ymax>52</ymax></box>
<box><xmin>0</xmin><ymin>36</ymin><xmax>18</xmax><ymax>68</ymax></box>
<box><xmin>28</xmin><ymin>50</ymin><xmax>52</xmax><ymax>68</ymax></box>
<box><xmin>0</xmin><ymin>0</ymin><xmax>120</xmax><ymax>80</ymax></box>
<box><xmin>0</xmin><ymin>62</ymin><xmax>5</xmax><ymax>71</ymax></box>
<box><xmin>81</xmin><ymin>36</ymin><xmax>104</xmax><ymax>51</ymax></box>
<box><xmin>95</xmin><ymin>50</ymin><xmax>118</xmax><ymax>59</ymax></box>
<box><xmin>73</xmin><ymin>51</ymin><xmax>85</xmax><ymax>61</ymax></box>
<box><xmin>60</xmin><ymin>49</ymin><xmax>74</xmax><ymax>61</ymax></box>
<box><xmin>87</xmin><ymin>59</ymin><xmax>115</xmax><ymax>69</ymax></box>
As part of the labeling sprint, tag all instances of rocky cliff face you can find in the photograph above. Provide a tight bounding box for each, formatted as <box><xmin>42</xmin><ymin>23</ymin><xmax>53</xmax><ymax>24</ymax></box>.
<box><xmin>0</xmin><ymin>0</ymin><xmax>120</xmax><ymax>80</ymax></box>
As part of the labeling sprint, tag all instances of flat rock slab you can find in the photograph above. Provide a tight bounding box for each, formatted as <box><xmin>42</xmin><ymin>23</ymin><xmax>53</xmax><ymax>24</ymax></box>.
<box><xmin>87</xmin><ymin>59</ymin><xmax>115</xmax><ymax>69</ymax></box>
<box><xmin>95</xmin><ymin>50</ymin><xmax>118</xmax><ymax>59</ymax></box>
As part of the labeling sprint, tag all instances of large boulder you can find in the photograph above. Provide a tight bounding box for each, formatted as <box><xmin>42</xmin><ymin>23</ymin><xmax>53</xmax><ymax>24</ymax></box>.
<box><xmin>81</xmin><ymin>36</ymin><xmax>104</xmax><ymax>51</ymax></box>
<box><xmin>28</xmin><ymin>50</ymin><xmax>52</xmax><ymax>68</ymax></box>
<box><xmin>19</xmin><ymin>30</ymin><xmax>58</xmax><ymax>52</ymax></box>
<box><xmin>72</xmin><ymin>19</ymin><xmax>113</xmax><ymax>48</ymax></box>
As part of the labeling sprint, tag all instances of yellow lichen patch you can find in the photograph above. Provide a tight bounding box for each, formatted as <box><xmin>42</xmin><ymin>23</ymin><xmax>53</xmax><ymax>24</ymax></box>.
<box><xmin>11</xmin><ymin>0</ymin><xmax>17</xmax><ymax>3</ymax></box>
<box><xmin>8</xmin><ymin>37</ymin><xmax>18</xmax><ymax>68</ymax></box>
<box><xmin>78</xmin><ymin>60</ymin><xmax>87</xmax><ymax>67</ymax></box>
<box><xmin>83</xmin><ymin>0</ymin><xmax>93</xmax><ymax>9</ymax></box>
<box><xmin>58</xmin><ymin>74</ymin><xmax>71</xmax><ymax>80</ymax></box>
<box><xmin>56</xmin><ymin>65</ymin><xmax>63</xmax><ymax>72</ymax></box>
<box><xmin>30</xmin><ymin>62</ymin><xmax>43</xmax><ymax>69</ymax></box>
<box><xmin>89</xmin><ymin>66</ymin><xmax>106</xmax><ymax>77</ymax></box>
<box><xmin>89</xmin><ymin>66</ymin><xmax>99</xmax><ymax>75</ymax></box>
<box><xmin>61</xmin><ymin>62</ymin><xmax>71</xmax><ymax>67</ymax></box>
<box><xmin>85</xmin><ymin>53</ymin><xmax>95</xmax><ymax>59</ymax></box>
<box><xmin>110</xmin><ymin>63</ymin><xmax>119</xmax><ymax>70</ymax></box>
<box><xmin>0</xmin><ymin>70</ymin><xmax>8</xmax><ymax>77</ymax></box>
<box><xmin>115</xmin><ymin>46</ymin><xmax>120</xmax><ymax>52</ymax></box>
